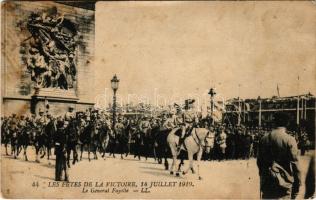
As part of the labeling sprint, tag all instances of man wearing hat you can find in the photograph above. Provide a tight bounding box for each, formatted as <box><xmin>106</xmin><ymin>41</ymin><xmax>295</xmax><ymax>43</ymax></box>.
<box><xmin>257</xmin><ymin>112</ymin><xmax>301</xmax><ymax>199</ymax></box>
<box><xmin>138</xmin><ymin>115</ymin><xmax>151</xmax><ymax>135</ymax></box>
<box><xmin>178</xmin><ymin>99</ymin><xmax>198</xmax><ymax>152</ymax></box>
<box><xmin>65</xmin><ymin>105</ymin><xmax>75</xmax><ymax>121</ymax></box>
<box><xmin>36</xmin><ymin>108</ymin><xmax>46</xmax><ymax>125</ymax></box>
<box><xmin>54</xmin><ymin>120</ymin><xmax>69</xmax><ymax>181</ymax></box>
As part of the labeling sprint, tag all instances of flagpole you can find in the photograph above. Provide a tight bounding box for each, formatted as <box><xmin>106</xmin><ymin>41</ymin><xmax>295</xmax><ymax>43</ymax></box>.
<box><xmin>238</xmin><ymin>84</ymin><xmax>241</xmax><ymax>126</ymax></box>
<box><xmin>296</xmin><ymin>76</ymin><xmax>300</xmax><ymax>126</ymax></box>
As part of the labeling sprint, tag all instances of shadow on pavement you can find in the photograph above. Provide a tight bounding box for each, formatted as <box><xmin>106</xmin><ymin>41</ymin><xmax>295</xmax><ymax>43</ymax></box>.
<box><xmin>139</xmin><ymin>166</ymin><xmax>166</xmax><ymax>171</ymax></box>
<box><xmin>34</xmin><ymin>174</ymin><xmax>55</xmax><ymax>181</ymax></box>
<box><xmin>141</xmin><ymin>170</ymin><xmax>185</xmax><ymax>179</ymax></box>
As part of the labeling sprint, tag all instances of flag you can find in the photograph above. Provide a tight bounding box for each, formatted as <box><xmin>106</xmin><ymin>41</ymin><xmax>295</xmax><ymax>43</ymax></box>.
<box><xmin>277</xmin><ymin>84</ymin><xmax>280</xmax><ymax>97</ymax></box>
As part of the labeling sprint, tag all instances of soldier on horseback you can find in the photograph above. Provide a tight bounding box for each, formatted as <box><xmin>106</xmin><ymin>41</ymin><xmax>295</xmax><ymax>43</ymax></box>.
<box><xmin>177</xmin><ymin>99</ymin><xmax>199</xmax><ymax>152</ymax></box>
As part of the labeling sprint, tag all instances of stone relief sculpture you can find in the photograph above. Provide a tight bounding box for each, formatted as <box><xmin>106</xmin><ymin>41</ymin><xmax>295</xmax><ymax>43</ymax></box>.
<box><xmin>21</xmin><ymin>7</ymin><xmax>78</xmax><ymax>90</ymax></box>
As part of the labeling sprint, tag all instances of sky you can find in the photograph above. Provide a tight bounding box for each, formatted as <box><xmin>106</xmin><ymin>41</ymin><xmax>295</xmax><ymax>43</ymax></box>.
<box><xmin>94</xmin><ymin>1</ymin><xmax>316</xmax><ymax>105</ymax></box>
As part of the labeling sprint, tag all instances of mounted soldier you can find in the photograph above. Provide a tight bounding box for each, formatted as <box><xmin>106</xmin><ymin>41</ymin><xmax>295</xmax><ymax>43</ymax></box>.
<box><xmin>138</xmin><ymin>115</ymin><xmax>152</xmax><ymax>160</ymax></box>
<box><xmin>10</xmin><ymin>114</ymin><xmax>19</xmax><ymax>158</ymax></box>
<box><xmin>65</xmin><ymin>105</ymin><xmax>75</xmax><ymax>121</ymax></box>
<box><xmin>162</xmin><ymin>113</ymin><xmax>176</xmax><ymax>131</ymax></box>
<box><xmin>177</xmin><ymin>99</ymin><xmax>199</xmax><ymax>152</ymax></box>
<box><xmin>115</xmin><ymin>115</ymin><xmax>128</xmax><ymax>159</ymax></box>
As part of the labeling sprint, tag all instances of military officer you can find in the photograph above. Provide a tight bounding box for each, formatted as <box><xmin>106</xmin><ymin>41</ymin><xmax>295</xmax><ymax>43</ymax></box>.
<box><xmin>36</xmin><ymin>109</ymin><xmax>46</xmax><ymax>125</ymax></box>
<box><xmin>178</xmin><ymin>99</ymin><xmax>198</xmax><ymax>151</ymax></box>
<box><xmin>162</xmin><ymin>114</ymin><xmax>176</xmax><ymax>131</ymax></box>
<box><xmin>138</xmin><ymin>115</ymin><xmax>151</xmax><ymax>136</ymax></box>
<box><xmin>115</xmin><ymin>116</ymin><xmax>125</xmax><ymax>136</ymax></box>
<box><xmin>65</xmin><ymin>105</ymin><xmax>75</xmax><ymax>121</ymax></box>
<box><xmin>54</xmin><ymin>120</ymin><xmax>69</xmax><ymax>181</ymax></box>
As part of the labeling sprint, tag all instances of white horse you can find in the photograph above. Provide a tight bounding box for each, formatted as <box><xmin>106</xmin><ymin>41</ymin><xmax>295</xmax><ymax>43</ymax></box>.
<box><xmin>167</xmin><ymin>127</ymin><xmax>215</xmax><ymax>180</ymax></box>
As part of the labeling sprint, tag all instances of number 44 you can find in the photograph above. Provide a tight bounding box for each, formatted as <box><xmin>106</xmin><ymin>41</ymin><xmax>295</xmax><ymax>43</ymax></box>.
<box><xmin>32</xmin><ymin>181</ymin><xmax>39</xmax><ymax>187</ymax></box>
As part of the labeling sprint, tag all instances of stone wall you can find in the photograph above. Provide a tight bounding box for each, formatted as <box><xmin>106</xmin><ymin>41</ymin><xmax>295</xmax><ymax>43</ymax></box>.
<box><xmin>1</xmin><ymin>1</ymin><xmax>95</xmax><ymax>116</ymax></box>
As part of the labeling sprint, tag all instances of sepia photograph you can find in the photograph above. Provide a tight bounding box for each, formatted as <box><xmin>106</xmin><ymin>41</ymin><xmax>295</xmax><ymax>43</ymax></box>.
<box><xmin>1</xmin><ymin>1</ymin><xmax>315</xmax><ymax>199</ymax></box>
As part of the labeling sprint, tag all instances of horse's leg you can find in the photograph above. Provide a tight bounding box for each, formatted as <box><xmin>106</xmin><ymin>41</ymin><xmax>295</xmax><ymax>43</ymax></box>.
<box><xmin>88</xmin><ymin>143</ymin><xmax>91</xmax><ymax>162</ymax></box>
<box><xmin>35</xmin><ymin>146</ymin><xmax>40</xmax><ymax>163</ymax></box>
<box><xmin>13</xmin><ymin>143</ymin><xmax>17</xmax><ymax>159</ymax></box>
<box><xmin>5</xmin><ymin>143</ymin><xmax>9</xmax><ymax>155</ymax></box>
<box><xmin>73</xmin><ymin>145</ymin><xmax>78</xmax><ymax>164</ymax></box>
<box><xmin>94</xmin><ymin>144</ymin><xmax>98</xmax><ymax>160</ymax></box>
<box><xmin>183</xmin><ymin>152</ymin><xmax>193</xmax><ymax>175</ymax></box>
<box><xmin>40</xmin><ymin>144</ymin><xmax>46</xmax><ymax>159</ymax></box>
<box><xmin>125</xmin><ymin>143</ymin><xmax>130</xmax><ymax>157</ymax></box>
<box><xmin>17</xmin><ymin>144</ymin><xmax>22</xmax><ymax>156</ymax></box>
<box><xmin>164</xmin><ymin>156</ymin><xmax>169</xmax><ymax>170</ymax></box>
<box><xmin>80</xmin><ymin>144</ymin><xmax>83</xmax><ymax>161</ymax></box>
<box><xmin>66</xmin><ymin>147</ymin><xmax>71</xmax><ymax>168</ymax></box>
<box><xmin>24</xmin><ymin>145</ymin><xmax>28</xmax><ymax>161</ymax></box>
<box><xmin>197</xmin><ymin>149</ymin><xmax>203</xmax><ymax>180</ymax></box>
<box><xmin>169</xmin><ymin>145</ymin><xmax>177</xmax><ymax>175</ymax></box>
<box><xmin>164</xmin><ymin>146</ymin><xmax>169</xmax><ymax>170</ymax></box>
<box><xmin>176</xmin><ymin>157</ymin><xmax>184</xmax><ymax>176</ymax></box>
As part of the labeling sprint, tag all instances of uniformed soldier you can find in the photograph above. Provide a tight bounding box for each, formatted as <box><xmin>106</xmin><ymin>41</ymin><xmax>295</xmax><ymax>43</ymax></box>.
<box><xmin>257</xmin><ymin>112</ymin><xmax>301</xmax><ymax>199</ymax></box>
<box><xmin>178</xmin><ymin>99</ymin><xmax>198</xmax><ymax>152</ymax></box>
<box><xmin>162</xmin><ymin>114</ymin><xmax>176</xmax><ymax>131</ymax></box>
<box><xmin>216</xmin><ymin>126</ymin><xmax>227</xmax><ymax>161</ymax></box>
<box><xmin>54</xmin><ymin>120</ymin><xmax>69</xmax><ymax>181</ymax></box>
<box><xmin>115</xmin><ymin>116</ymin><xmax>125</xmax><ymax>136</ymax></box>
<box><xmin>65</xmin><ymin>106</ymin><xmax>75</xmax><ymax>121</ymax></box>
<box><xmin>138</xmin><ymin>115</ymin><xmax>151</xmax><ymax>136</ymax></box>
<box><xmin>36</xmin><ymin>109</ymin><xmax>46</xmax><ymax>125</ymax></box>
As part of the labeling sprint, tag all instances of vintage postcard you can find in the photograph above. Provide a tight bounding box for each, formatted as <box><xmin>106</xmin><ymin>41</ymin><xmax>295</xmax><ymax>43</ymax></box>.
<box><xmin>1</xmin><ymin>1</ymin><xmax>315</xmax><ymax>199</ymax></box>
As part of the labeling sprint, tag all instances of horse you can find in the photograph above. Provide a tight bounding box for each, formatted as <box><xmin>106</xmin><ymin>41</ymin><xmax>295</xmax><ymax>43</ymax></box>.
<box><xmin>153</xmin><ymin>128</ymin><xmax>170</xmax><ymax>170</ymax></box>
<box><xmin>33</xmin><ymin>125</ymin><xmax>46</xmax><ymax>163</ymax></box>
<box><xmin>1</xmin><ymin>120</ymin><xmax>11</xmax><ymax>156</ymax></box>
<box><xmin>79</xmin><ymin>120</ymin><xmax>99</xmax><ymax>161</ymax></box>
<box><xmin>98</xmin><ymin>122</ymin><xmax>111</xmax><ymax>159</ymax></box>
<box><xmin>39</xmin><ymin>119</ymin><xmax>56</xmax><ymax>164</ymax></box>
<box><xmin>142</xmin><ymin>127</ymin><xmax>153</xmax><ymax>160</ymax></box>
<box><xmin>10</xmin><ymin>127</ymin><xmax>19</xmax><ymax>159</ymax></box>
<box><xmin>117</xmin><ymin>126</ymin><xmax>131</xmax><ymax>159</ymax></box>
<box><xmin>66</xmin><ymin>119</ymin><xmax>79</xmax><ymax>167</ymax></box>
<box><xmin>133</xmin><ymin>129</ymin><xmax>144</xmax><ymax>160</ymax></box>
<box><xmin>16</xmin><ymin>124</ymin><xmax>33</xmax><ymax>161</ymax></box>
<box><xmin>167</xmin><ymin>127</ymin><xmax>214</xmax><ymax>180</ymax></box>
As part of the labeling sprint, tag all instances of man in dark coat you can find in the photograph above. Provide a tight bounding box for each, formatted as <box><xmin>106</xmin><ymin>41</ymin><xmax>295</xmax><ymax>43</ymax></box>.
<box><xmin>54</xmin><ymin>120</ymin><xmax>69</xmax><ymax>181</ymax></box>
<box><xmin>257</xmin><ymin>112</ymin><xmax>301</xmax><ymax>199</ymax></box>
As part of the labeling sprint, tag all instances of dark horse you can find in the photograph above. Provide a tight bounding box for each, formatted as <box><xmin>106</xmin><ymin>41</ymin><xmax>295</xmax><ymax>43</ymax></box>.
<box><xmin>16</xmin><ymin>123</ymin><xmax>33</xmax><ymax>161</ymax></box>
<box><xmin>66</xmin><ymin>119</ymin><xmax>79</xmax><ymax>167</ymax></box>
<box><xmin>40</xmin><ymin>119</ymin><xmax>56</xmax><ymax>164</ymax></box>
<box><xmin>34</xmin><ymin>124</ymin><xmax>46</xmax><ymax>163</ymax></box>
<box><xmin>153</xmin><ymin>128</ymin><xmax>170</xmax><ymax>170</ymax></box>
<box><xmin>142</xmin><ymin>127</ymin><xmax>154</xmax><ymax>160</ymax></box>
<box><xmin>98</xmin><ymin>121</ymin><xmax>111</xmax><ymax>159</ymax></box>
<box><xmin>79</xmin><ymin>120</ymin><xmax>99</xmax><ymax>161</ymax></box>
<box><xmin>117</xmin><ymin>126</ymin><xmax>131</xmax><ymax>159</ymax></box>
<box><xmin>1</xmin><ymin>119</ymin><xmax>11</xmax><ymax>156</ymax></box>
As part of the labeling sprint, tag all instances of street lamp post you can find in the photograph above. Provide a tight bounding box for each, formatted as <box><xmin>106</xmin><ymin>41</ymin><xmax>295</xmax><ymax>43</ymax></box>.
<box><xmin>111</xmin><ymin>74</ymin><xmax>120</xmax><ymax>130</ymax></box>
<box><xmin>208</xmin><ymin>88</ymin><xmax>216</xmax><ymax>125</ymax></box>
<box><xmin>258</xmin><ymin>96</ymin><xmax>262</xmax><ymax>127</ymax></box>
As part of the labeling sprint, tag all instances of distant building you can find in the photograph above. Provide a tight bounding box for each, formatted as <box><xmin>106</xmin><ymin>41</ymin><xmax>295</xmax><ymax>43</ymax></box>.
<box><xmin>223</xmin><ymin>93</ymin><xmax>315</xmax><ymax>139</ymax></box>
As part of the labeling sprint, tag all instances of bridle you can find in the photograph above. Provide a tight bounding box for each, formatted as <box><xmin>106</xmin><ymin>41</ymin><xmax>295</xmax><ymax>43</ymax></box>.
<box><xmin>192</xmin><ymin>128</ymin><xmax>214</xmax><ymax>150</ymax></box>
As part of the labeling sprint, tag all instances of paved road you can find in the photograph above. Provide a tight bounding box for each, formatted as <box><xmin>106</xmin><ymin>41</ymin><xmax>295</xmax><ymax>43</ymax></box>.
<box><xmin>1</xmin><ymin>146</ymin><xmax>313</xmax><ymax>198</ymax></box>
